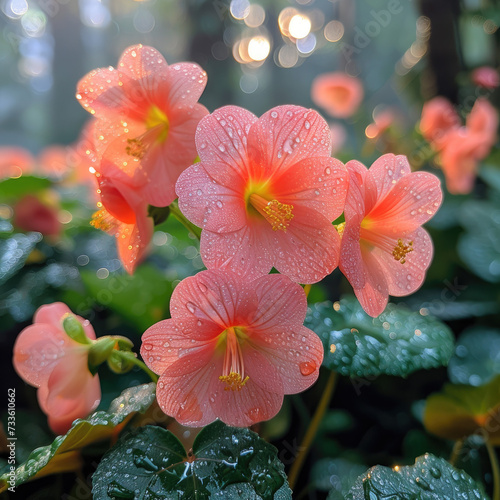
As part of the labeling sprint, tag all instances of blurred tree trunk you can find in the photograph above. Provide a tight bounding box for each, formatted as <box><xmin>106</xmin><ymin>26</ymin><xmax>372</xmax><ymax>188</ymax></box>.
<box><xmin>419</xmin><ymin>0</ymin><xmax>462</xmax><ymax>103</ymax></box>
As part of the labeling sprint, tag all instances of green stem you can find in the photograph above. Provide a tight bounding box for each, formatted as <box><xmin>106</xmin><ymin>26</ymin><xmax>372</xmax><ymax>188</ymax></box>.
<box><xmin>169</xmin><ymin>199</ymin><xmax>201</xmax><ymax>240</ymax></box>
<box><xmin>449</xmin><ymin>439</ymin><xmax>464</xmax><ymax>467</ymax></box>
<box><xmin>116</xmin><ymin>351</ymin><xmax>158</xmax><ymax>383</ymax></box>
<box><xmin>288</xmin><ymin>370</ymin><xmax>338</xmax><ymax>491</ymax></box>
<box><xmin>486</xmin><ymin>439</ymin><xmax>500</xmax><ymax>500</ymax></box>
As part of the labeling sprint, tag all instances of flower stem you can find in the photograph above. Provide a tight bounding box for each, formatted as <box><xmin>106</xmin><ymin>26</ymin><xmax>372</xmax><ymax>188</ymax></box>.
<box><xmin>116</xmin><ymin>351</ymin><xmax>158</xmax><ymax>383</ymax></box>
<box><xmin>288</xmin><ymin>370</ymin><xmax>338</xmax><ymax>491</ymax></box>
<box><xmin>449</xmin><ymin>439</ymin><xmax>464</xmax><ymax>467</ymax></box>
<box><xmin>169</xmin><ymin>199</ymin><xmax>202</xmax><ymax>240</ymax></box>
<box><xmin>486</xmin><ymin>439</ymin><xmax>500</xmax><ymax>500</ymax></box>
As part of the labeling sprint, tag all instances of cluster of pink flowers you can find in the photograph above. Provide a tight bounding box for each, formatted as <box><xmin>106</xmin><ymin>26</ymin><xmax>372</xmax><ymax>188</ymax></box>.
<box><xmin>13</xmin><ymin>44</ymin><xmax>445</xmax><ymax>431</ymax></box>
<box><xmin>420</xmin><ymin>96</ymin><xmax>498</xmax><ymax>194</ymax></box>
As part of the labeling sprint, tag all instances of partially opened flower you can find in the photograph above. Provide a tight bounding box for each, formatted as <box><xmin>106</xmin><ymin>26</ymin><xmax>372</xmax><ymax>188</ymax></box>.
<box><xmin>339</xmin><ymin>154</ymin><xmax>442</xmax><ymax>317</ymax></box>
<box><xmin>13</xmin><ymin>303</ymin><xmax>101</xmax><ymax>434</ymax></box>
<box><xmin>419</xmin><ymin>97</ymin><xmax>460</xmax><ymax>150</ymax></box>
<box><xmin>77</xmin><ymin>44</ymin><xmax>208</xmax><ymax>207</ymax></box>
<box><xmin>311</xmin><ymin>72</ymin><xmax>363</xmax><ymax>119</ymax></box>
<box><xmin>141</xmin><ymin>269</ymin><xmax>323</xmax><ymax>427</ymax></box>
<box><xmin>472</xmin><ymin>66</ymin><xmax>500</xmax><ymax>89</ymax></box>
<box><xmin>176</xmin><ymin>105</ymin><xmax>348</xmax><ymax>284</ymax></box>
<box><xmin>90</xmin><ymin>159</ymin><xmax>154</xmax><ymax>274</ymax></box>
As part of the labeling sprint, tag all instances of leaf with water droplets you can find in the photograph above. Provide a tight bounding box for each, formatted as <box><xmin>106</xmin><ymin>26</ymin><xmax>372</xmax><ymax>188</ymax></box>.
<box><xmin>424</xmin><ymin>375</ymin><xmax>500</xmax><ymax>444</ymax></box>
<box><xmin>0</xmin><ymin>233</ymin><xmax>40</xmax><ymax>285</ymax></box>
<box><xmin>92</xmin><ymin>420</ymin><xmax>291</xmax><ymax>499</ymax></box>
<box><xmin>0</xmin><ymin>383</ymin><xmax>156</xmax><ymax>492</ymax></box>
<box><xmin>304</xmin><ymin>297</ymin><xmax>454</xmax><ymax>378</ymax></box>
<box><xmin>345</xmin><ymin>453</ymin><xmax>488</xmax><ymax>499</ymax></box>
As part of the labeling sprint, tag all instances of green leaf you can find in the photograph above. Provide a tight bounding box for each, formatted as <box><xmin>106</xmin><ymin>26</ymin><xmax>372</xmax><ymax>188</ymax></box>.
<box><xmin>448</xmin><ymin>327</ymin><xmax>500</xmax><ymax>386</ymax></box>
<box><xmin>0</xmin><ymin>233</ymin><xmax>40</xmax><ymax>285</ymax></box>
<box><xmin>0</xmin><ymin>383</ymin><xmax>156</xmax><ymax>492</ymax></box>
<box><xmin>0</xmin><ymin>176</ymin><xmax>51</xmax><ymax>200</ymax></box>
<box><xmin>345</xmin><ymin>453</ymin><xmax>487</xmax><ymax>499</ymax></box>
<box><xmin>92</xmin><ymin>420</ymin><xmax>292</xmax><ymax>499</ymax></box>
<box><xmin>424</xmin><ymin>375</ymin><xmax>500</xmax><ymax>444</ymax></box>
<box><xmin>80</xmin><ymin>265</ymin><xmax>172</xmax><ymax>332</ymax></box>
<box><xmin>305</xmin><ymin>298</ymin><xmax>454</xmax><ymax>378</ymax></box>
<box><xmin>458</xmin><ymin>199</ymin><xmax>500</xmax><ymax>283</ymax></box>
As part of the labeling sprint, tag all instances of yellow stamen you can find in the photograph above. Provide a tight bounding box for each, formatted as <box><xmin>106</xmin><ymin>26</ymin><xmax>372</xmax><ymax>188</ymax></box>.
<box><xmin>334</xmin><ymin>222</ymin><xmax>346</xmax><ymax>238</ymax></box>
<box><xmin>90</xmin><ymin>209</ymin><xmax>118</xmax><ymax>235</ymax></box>
<box><xmin>219</xmin><ymin>327</ymin><xmax>249</xmax><ymax>391</ymax></box>
<box><xmin>392</xmin><ymin>239</ymin><xmax>413</xmax><ymax>264</ymax></box>
<box><xmin>249</xmin><ymin>193</ymin><xmax>294</xmax><ymax>232</ymax></box>
<box><xmin>125</xmin><ymin>138</ymin><xmax>146</xmax><ymax>159</ymax></box>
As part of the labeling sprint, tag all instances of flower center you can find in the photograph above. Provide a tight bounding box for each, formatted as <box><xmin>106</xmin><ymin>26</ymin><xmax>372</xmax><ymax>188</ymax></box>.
<box><xmin>125</xmin><ymin>105</ymin><xmax>169</xmax><ymax>159</ymax></box>
<box><xmin>90</xmin><ymin>208</ymin><xmax>118</xmax><ymax>234</ymax></box>
<box><xmin>392</xmin><ymin>238</ymin><xmax>413</xmax><ymax>264</ymax></box>
<box><xmin>219</xmin><ymin>327</ymin><xmax>249</xmax><ymax>391</ymax></box>
<box><xmin>334</xmin><ymin>222</ymin><xmax>346</xmax><ymax>238</ymax></box>
<box><xmin>248</xmin><ymin>193</ymin><xmax>294</xmax><ymax>232</ymax></box>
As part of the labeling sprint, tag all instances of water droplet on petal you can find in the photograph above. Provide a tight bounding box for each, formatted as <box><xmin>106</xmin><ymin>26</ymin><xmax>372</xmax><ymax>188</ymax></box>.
<box><xmin>299</xmin><ymin>361</ymin><xmax>316</xmax><ymax>376</ymax></box>
<box><xmin>186</xmin><ymin>302</ymin><xmax>196</xmax><ymax>314</ymax></box>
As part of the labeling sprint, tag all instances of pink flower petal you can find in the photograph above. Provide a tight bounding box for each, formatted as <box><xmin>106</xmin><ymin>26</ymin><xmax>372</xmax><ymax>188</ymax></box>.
<box><xmin>169</xmin><ymin>269</ymin><xmax>257</xmax><ymax>328</ymax></box>
<box><xmin>117</xmin><ymin>44</ymin><xmax>169</xmax><ymax>83</ymax></box>
<box><xmin>368</xmin><ymin>171</ymin><xmax>443</xmax><ymax>234</ymax></box>
<box><xmin>195</xmin><ymin>105</ymin><xmax>258</xmax><ymax>186</ymax></box>
<box><xmin>272</xmin><ymin>156</ymin><xmax>347</xmax><ymax>222</ymax></box>
<box><xmin>141</xmin><ymin>318</ymin><xmax>221</xmax><ymax>375</ymax></box>
<box><xmin>248</xmin><ymin>274</ymin><xmax>308</xmax><ymax>330</ymax></box>
<box><xmin>251</xmin><ymin>325</ymin><xmax>323</xmax><ymax>394</ymax></box>
<box><xmin>165</xmin><ymin>62</ymin><xmax>207</xmax><ymax>108</ymax></box>
<box><xmin>200</xmin><ymin>222</ymin><xmax>274</xmax><ymax>280</ymax></box>
<box><xmin>247</xmin><ymin>106</ymin><xmax>332</xmax><ymax>178</ymax></box>
<box><xmin>368</xmin><ymin>154</ymin><xmax>412</xmax><ymax>203</ymax></box>
<box><xmin>176</xmin><ymin>164</ymin><xmax>247</xmax><ymax>233</ymax></box>
<box><xmin>272</xmin><ymin>206</ymin><xmax>340</xmax><ymax>284</ymax></box>
<box><xmin>373</xmin><ymin>227</ymin><xmax>433</xmax><ymax>297</ymax></box>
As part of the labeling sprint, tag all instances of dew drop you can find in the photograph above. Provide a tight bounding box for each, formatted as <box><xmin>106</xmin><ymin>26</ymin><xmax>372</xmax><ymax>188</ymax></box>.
<box><xmin>299</xmin><ymin>361</ymin><xmax>316</xmax><ymax>376</ymax></box>
<box><xmin>186</xmin><ymin>302</ymin><xmax>196</xmax><ymax>313</ymax></box>
<box><xmin>271</xmin><ymin>111</ymin><xmax>278</xmax><ymax>119</ymax></box>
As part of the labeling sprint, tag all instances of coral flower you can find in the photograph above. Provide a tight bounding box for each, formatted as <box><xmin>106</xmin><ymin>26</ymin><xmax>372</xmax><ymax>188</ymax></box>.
<box><xmin>176</xmin><ymin>105</ymin><xmax>348</xmax><ymax>284</ymax></box>
<box><xmin>0</xmin><ymin>147</ymin><xmax>35</xmax><ymax>179</ymax></box>
<box><xmin>13</xmin><ymin>194</ymin><xmax>61</xmax><ymax>236</ymax></box>
<box><xmin>419</xmin><ymin>97</ymin><xmax>460</xmax><ymax>150</ymax></box>
<box><xmin>311</xmin><ymin>72</ymin><xmax>363</xmax><ymax>119</ymax></box>
<box><xmin>13</xmin><ymin>303</ymin><xmax>101</xmax><ymax>434</ymax></box>
<box><xmin>439</xmin><ymin>98</ymin><xmax>498</xmax><ymax>194</ymax></box>
<box><xmin>90</xmin><ymin>159</ymin><xmax>154</xmax><ymax>274</ymax></box>
<box><xmin>472</xmin><ymin>66</ymin><xmax>500</xmax><ymax>89</ymax></box>
<box><xmin>141</xmin><ymin>269</ymin><xmax>323</xmax><ymax>427</ymax></box>
<box><xmin>339</xmin><ymin>154</ymin><xmax>442</xmax><ymax>317</ymax></box>
<box><xmin>76</xmin><ymin>44</ymin><xmax>208</xmax><ymax>207</ymax></box>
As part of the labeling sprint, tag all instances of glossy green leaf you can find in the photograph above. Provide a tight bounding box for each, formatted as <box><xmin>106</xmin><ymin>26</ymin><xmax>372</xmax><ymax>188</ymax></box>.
<box><xmin>305</xmin><ymin>298</ymin><xmax>454</xmax><ymax>378</ymax></box>
<box><xmin>0</xmin><ymin>233</ymin><xmax>40</xmax><ymax>285</ymax></box>
<box><xmin>345</xmin><ymin>453</ymin><xmax>487</xmax><ymax>499</ymax></box>
<box><xmin>448</xmin><ymin>327</ymin><xmax>500</xmax><ymax>386</ymax></box>
<box><xmin>0</xmin><ymin>176</ymin><xmax>51</xmax><ymax>200</ymax></box>
<box><xmin>424</xmin><ymin>375</ymin><xmax>500</xmax><ymax>444</ymax></box>
<box><xmin>0</xmin><ymin>383</ymin><xmax>156</xmax><ymax>492</ymax></box>
<box><xmin>458</xmin><ymin>199</ymin><xmax>500</xmax><ymax>283</ymax></box>
<box><xmin>92</xmin><ymin>420</ymin><xmax>291</xmax><ymax>499</ymax></box>
<box><xmin>80</xmin><ymin>265</ymin><xmax>172</xmax><ymax>332</ymax></box>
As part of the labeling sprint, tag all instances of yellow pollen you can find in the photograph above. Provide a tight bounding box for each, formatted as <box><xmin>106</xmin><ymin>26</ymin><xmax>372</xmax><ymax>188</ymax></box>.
<box><xmin>392</xmin><ymin>239</ymin><xmax>413</xmax><ymax>264</ymax></box>
<box><xmin>334</xmin><ymin>222</ymin><xmax>346</xmax><ymax>238</ymax></box>
<box><xmin>90</xmin><ymin>209</ymin><xmax>114</xmax><ymax>232</ymax></box>
<box><xmin>219</xmin><ymin>372</ymin><xmax>250</xmax><ymax>391</ymax></box>
<box><xmin>262</xmin><ymin>200</ymin><xmax>294</xmax><ymax>231</ymax></box>
<box><xmin>125</xmin><ymin>138</ymin><xmax>146</xmax><ymax>159</ymax></box>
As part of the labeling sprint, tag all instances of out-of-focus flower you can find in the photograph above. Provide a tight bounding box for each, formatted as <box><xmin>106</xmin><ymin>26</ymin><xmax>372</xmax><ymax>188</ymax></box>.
<box><xmin>77</xmin><ymin>44</ymin><xmax>208</xmax><ymax>207</ymax></box>
<box><xmin>311</xmin><ymin>72</ymin><xmax>363</xmax><ymax>119</ymax></box>
<box><xmin>37</xmin><ymin>146</ymin><xmax>70</xmax><ymax>179</ymax></box>
<box><xmin>176</xmin><ymin>104</ymin><xmax>348</xmax><ymax>284</ymax></box>
<box><xmin>339</xmin><ymin>154</ymin><xmax>442</xmax><ymax>317</ymax></box>
<box><xmin>13</xmin><ymin>193</ymin><xmax>61</xmax><ymax>237</ymax></box>
<box><xmin>141</xmin><ymin>270</ymin><xmax>323</xmax><ymax>427</ymax></box>
<box><xmin>90</xmin><ymin>159</ymin><xmax>154</xmax><ymax>274</ymax></box>
<box><xmin>471</xmin><ymin>66</ymin><xmax>500</xmax><ymax>89</ymax></box>
<box><xmin>365</xmin><ymin>108</ymin><xmax>398</xmax><ymax>141</ymax></box>
<box><xmin>0</xmin><ymin>147</ymin><xmax>35</xmax><ymax>179</ymax></box>
<box><xmin>419</xmin><ymin>97</ymin><xmax>460</xmax><ymax>150</ymax></box>
<box><xmin>13</xmin><ymin>303</ymin><xmax>101</xmax><ymax>434</ymax></box>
